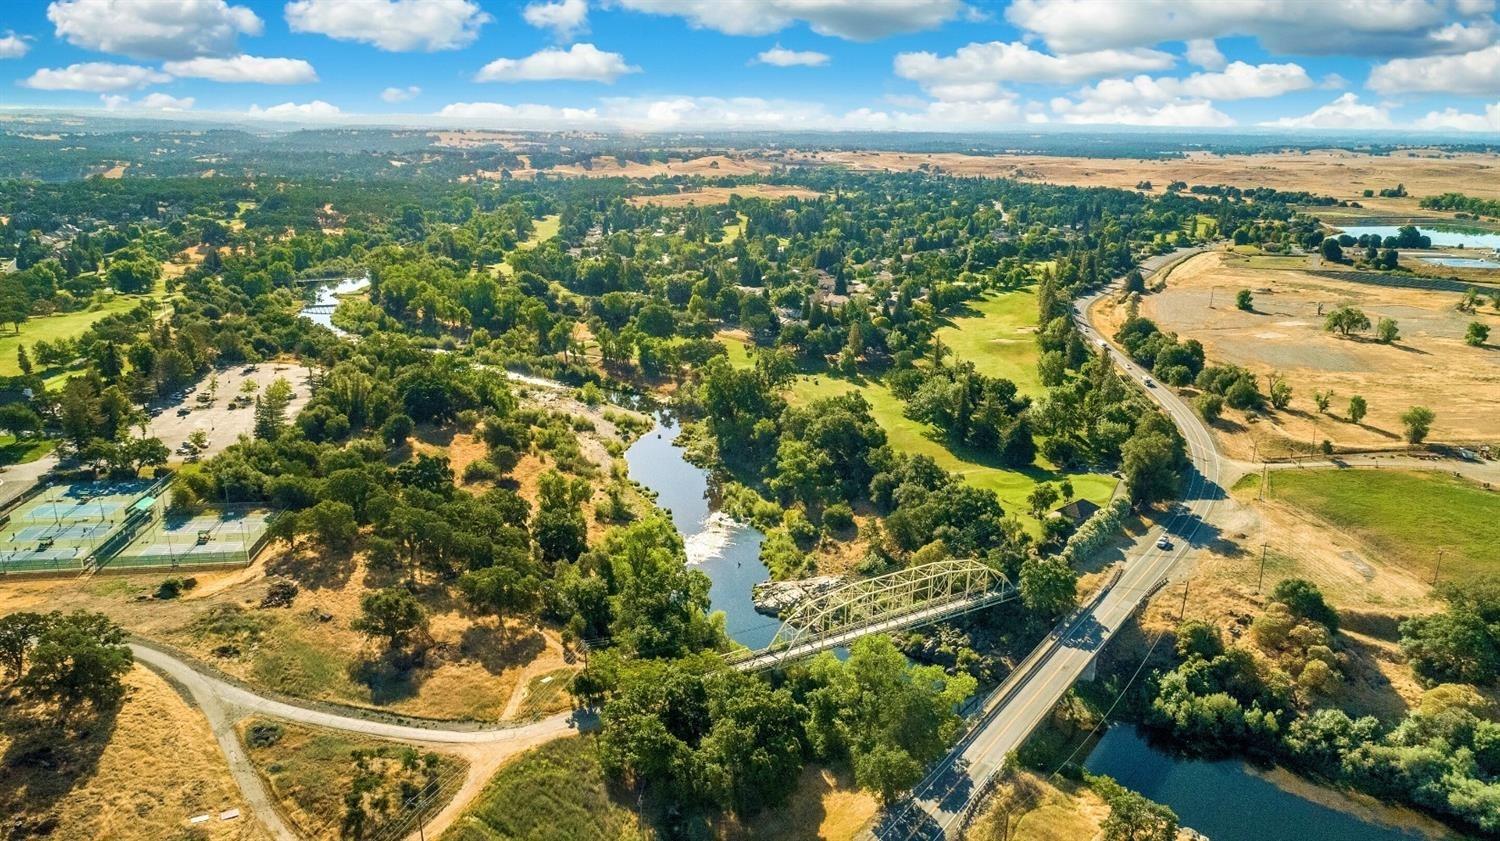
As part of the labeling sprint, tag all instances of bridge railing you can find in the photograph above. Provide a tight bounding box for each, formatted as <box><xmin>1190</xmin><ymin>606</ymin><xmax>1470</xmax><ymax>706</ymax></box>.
<box><xmin>725</xmin><ymin>558</ymin><xmax>1016</xmax><ymax>671</ymax></box>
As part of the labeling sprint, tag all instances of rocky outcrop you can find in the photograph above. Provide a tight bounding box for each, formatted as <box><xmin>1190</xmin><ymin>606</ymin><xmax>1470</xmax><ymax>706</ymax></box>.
<box><xmin>751</xmin><ymin>575</ymin><xmax>842</xmax><ymax>617</ymax></box>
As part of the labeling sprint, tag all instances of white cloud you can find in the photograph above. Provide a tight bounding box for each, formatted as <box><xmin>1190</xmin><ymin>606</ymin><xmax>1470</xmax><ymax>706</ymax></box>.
<box><xmin>437</xmin><ymin>92</ymin><xmax>1032</xmax><ymax>131</ymax></box>
<box><xmin>1260</xmin><ymin>93</ymin><xmax>1393</xmax><ymax>129</ymax></box>
<box><xmin>611</xmin><ymin>0</ymin><xmax>966</xmax><ymax>41</ymax></box>
<box><xmin>382</xmin><ymin>85</ymin><xmax>422</xmax><ymax>103</ymax></box>
<box><xmin>1051</xmin><ymin>96</ymin><xmax>1234</xmax><ymax>126</ymax></box>
<box><xmin>524</xmin><ymin>0</ymin><xmax>589</xmax><ymax>40</ymax></box>
<box><xmin>22</xmin><ymin>62</ymin><xmax>171</xmax><ymax>92</ymax></box>
<box><xmin>140</xmin><ymin>92</ymin><xmax>196</xmax><ymax>110</ymax></box>
<box><xmin>163</xmin><ymin>55</ymin><xmax>317</xmax><ymax>84</ymax></box>
<box><xmin>1048</xmin><ymin>61</ymin><xmax>1308</xmax><ymax>127</ymax></box>
<box><xmin>1369</xmin><ymin>44</ymin><xmax>1500</xmax><ymax>94</ymax></box>
<box><xmin>0</xmin><ymin>31</ymin><xmax>31</xmax><ymax>59</ymax></box>
<box><xmin>248</xmin><ymin>100</ymin><xmax>344</xmax><ymax>120</ymax></box>
<box><xmin>47</xmin><ymin>0</ymin><xmax>262</xmax><ymax>60</ymax></box>
<box><xmin>476</xmin><ymin>43</ymin><xmax>639</xmax><ymax>83</ymax></box>
<box><xmin>1415</xmin><ymin>102</ymin><xmax>1500</xmax><ymax>132</ymax></box>
<box><xmin>1184</xmin><ymin>38</ymin><xmax>1225</xmax><ymax>70</ymax></box>
<box><xmin>893</xmin><ymin>41</ymin><xmax>1174</xmax><ymax>96</ymax></box>
<box><xmin>285</xmin><ymin>0</ymin><xmax>490</xmax><ymax>51</ymax></box>
<box><xmin>1006</xmin><ymin>0</ymin><xmax>1496</xmax><ymax>57</ymax></box>
<box><xmin>755</xmin><ymin>45</ymin><xmax>830</xmax><ymax>67</ymax></box>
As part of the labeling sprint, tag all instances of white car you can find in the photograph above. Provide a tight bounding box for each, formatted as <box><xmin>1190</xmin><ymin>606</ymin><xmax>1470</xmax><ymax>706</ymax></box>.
<box><xmin>1156</xmin><ymin>536</ymin><xmax>1173</xmax><ymax>550</ymax></box>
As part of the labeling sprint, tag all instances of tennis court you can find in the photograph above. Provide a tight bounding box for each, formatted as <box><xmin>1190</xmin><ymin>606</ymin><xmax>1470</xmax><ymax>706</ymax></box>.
<box><xmin>0</xmin><ymin>479</ymin><xmax>158</xmax><ymax>574</ymax></box>
<box><xmin>104</xmin><ymin>502</ymin><xmax>274</xmax><ymax>570</ymax></box>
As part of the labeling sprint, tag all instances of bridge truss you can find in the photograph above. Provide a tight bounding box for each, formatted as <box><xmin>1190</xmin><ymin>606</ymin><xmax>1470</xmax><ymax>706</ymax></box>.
<box><xmin>731</xmin><ymin>559</ymin><xmax>1016</xmax><ymax>672</ymax></box>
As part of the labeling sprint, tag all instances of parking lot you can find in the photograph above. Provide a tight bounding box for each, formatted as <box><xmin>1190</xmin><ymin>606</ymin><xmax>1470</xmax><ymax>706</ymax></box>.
<box><xmin>147</xmin><ymin>363</ymin><xmax>313</xmax><ymax>459</ymax></box>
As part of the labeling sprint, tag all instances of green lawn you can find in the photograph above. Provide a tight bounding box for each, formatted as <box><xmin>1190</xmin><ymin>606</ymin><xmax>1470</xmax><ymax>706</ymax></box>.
<box><xmin>0</xmin><ymin>435</ymin><xmax>56</xmax><ymax>467</ymax></box>
<box><xmin>0</xmin><ymin>295</ymin><xmax>152</xmax><ymax>376</ymax></box>
<box><xmin>934</xmin><ymin>288</ymin><xmax>1044</xmax><ymax>396</ymax></box>
<box><xmin>519</xmin><ymin>214</ymin><xmax>561</xmax><ymax>249</ymax></box>
<box><xmin>1260</xmin><ymin>469</ymin><xmax>1500</xmax><ymax>584</ymax></box>
<box><xmin>717</xmin><ymin>331</ymin><xmax>754</xmax><ymax>370</ymax></box>
<box><xmin>720</xmin><ymin>212</ymin><xmax>747</xmax><ymax>245</ymax></box>
<box><xmin>788</xmin><ymin>375</ymin><xmax>1117</xmax><ymax>525</ymax></box>
<box><xmin>441</xmin><ymin>735</ymin><xmax>643</xmax><ymax>841</ymax></box>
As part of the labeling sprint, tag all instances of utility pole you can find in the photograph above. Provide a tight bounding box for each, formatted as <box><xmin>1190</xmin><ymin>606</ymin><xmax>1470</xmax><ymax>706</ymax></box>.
<box><xmin>1433</xmin><ymin>549</ymin><xmax>1445</xmax><ymax>587</ymax></box>
<box><xmin>1179</xmin><ymin>580</ymin><xmax>1189</xmax><ymax>621</ymax></box>
<box><xmin>1257</xmin><ymin>543</ymin><xmax>1267</xmax><ymax>595</ymax></box>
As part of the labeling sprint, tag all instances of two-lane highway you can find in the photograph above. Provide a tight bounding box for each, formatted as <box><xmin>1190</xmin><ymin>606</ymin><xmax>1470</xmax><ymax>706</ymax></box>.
<box><xmin>872</xmin><ymin>247</ymin><xmax>1224</xmax><ymax>840</ymax></box>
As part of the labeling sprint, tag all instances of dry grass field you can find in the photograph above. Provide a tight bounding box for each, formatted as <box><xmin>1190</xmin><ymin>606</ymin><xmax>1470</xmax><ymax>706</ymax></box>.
<box><xmin>0</xmin><ymin>666</ymin><xmax>266</xmax><ymax>841</ymax></box>
<box><xmin>551</xmin><ymin>153</ymin><xmax>778</xmax><ymax>179</ymax></box>
<box><xmin>626</xmin><ymin>183</ymin><xmax>822</xmax><ymax>207</ymax></box>
<box><xmin>785</xmin><ymin>149</ymin><xmax>1500</xmax><ymax>206</ymax></box>
<box><xmin>1103</xmin><ymin>250</ymin><xmax>1499</xmax><ymax>457</ymax></box>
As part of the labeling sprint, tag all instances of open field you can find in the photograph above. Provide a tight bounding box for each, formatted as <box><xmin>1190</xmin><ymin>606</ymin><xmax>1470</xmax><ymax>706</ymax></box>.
<box><xmin>240</xmin><ymin>718</ymin><xmax>466</xmax><ymax>841</ymax></box>
<box><xmin>0</xmin><ymin>295</ymin><xmax>157</xmax><ymax>376</ymax></box>
<box><xmin>726</xmin><ymin>765</ymin><xmax>878</xmax><ymax>841</ymax></box>
<box><xmin>788</xmin><ymin>375</ymin><xmax>1116</xmax><ymax>522</ymax></box>
<box><xmin>787</xmin><ymin>149</ymin><xmax>1500</xmax><ymax>205</ymax></box>
<box><xmin>626</xmin><ymin>183</ymin><xmax>822</xmax><ymax>207</ymax></box>
<box><xmin>440</xmin><ymin>735</ymin><xmax>645</xmax><ymax>841</ymax></box>
<box><xmin>716</xmin><ymin>329</ymin><xmax>754</xmax><ymax>369</ymax></box>
<box><xmin>519</xmin><ymin>214</ymin><xmax>560</xmax><ymax>248</ymax></box>
<box><xmin>935</xmin><ymin>288</ymin><xmax>1044</xmax><ymax>396</ymax></box>
<box><xmin>1257</xmin><ymin>469</ymin><xmax>1500</xmax><ymax>587</ymax></box>
<box><xmin>0</xmin><ymin>434</ymin><xmax>55</xmax><ymax>467</ymax></box>
<box><xmin>1118</xmin><ymin>250</ymin><xmax>1499</xmax><ymax>456</ymax></box>
<box><xmin>553</xmin><ymin>153</ymin><xmax>778</xmax><ymax>179</ymax></box>
<box><xmin>0</xmin><ymin>665</ymin><xmax>266</xmax><ymax>841</ymax></box>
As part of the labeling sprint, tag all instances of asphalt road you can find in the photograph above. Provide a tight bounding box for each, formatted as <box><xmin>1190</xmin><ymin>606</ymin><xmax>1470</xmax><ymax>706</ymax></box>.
<box><xmin>871</xmin><ymin>248</ymin><xmax>1225</xmax><ymax>840</ymax></box>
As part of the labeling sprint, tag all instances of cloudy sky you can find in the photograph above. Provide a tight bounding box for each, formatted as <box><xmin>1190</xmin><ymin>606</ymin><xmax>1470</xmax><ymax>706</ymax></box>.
<box><xmin>3</xmin><ymin>0</ymin><xmax>1500</xmax><ymax>132</ymax></box>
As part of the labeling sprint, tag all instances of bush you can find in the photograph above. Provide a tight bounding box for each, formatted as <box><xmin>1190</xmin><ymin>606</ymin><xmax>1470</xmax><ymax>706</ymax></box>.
<box><xmin>246</xmin><ymin>721</ymin><xmax>284</xmax><ymax>748</ymax></box>
<box><xmin>463</xmin><ymin>458</ymin><xmax>504</xmax><ymax>483</ymax></box>
<box><xmin>822</xmin><ymin>502</ymin><xmax>855</xmax><ymax>532</ymax></box>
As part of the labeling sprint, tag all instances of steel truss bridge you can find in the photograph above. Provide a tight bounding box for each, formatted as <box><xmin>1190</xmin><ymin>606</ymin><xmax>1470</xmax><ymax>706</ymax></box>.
<box><xmin>729</xmin><ymin>559</ymin><xmax>1016</xmax><ymax>672</ymax></box>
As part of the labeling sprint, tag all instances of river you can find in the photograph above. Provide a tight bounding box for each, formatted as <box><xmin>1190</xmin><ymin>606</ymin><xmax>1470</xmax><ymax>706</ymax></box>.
<box><xmin>298</xmin><ymin>275</ymin><xmax>369</xmax><ymax>337</ymax></box>
<box><xmin>1085</xmin><ymin>727</ymin><xmax>1438</xmax><ymax>841</ymax></box>
<box><xmin>623</xmin><ymin>417</ymin><xmax>778</xmax><ymax>650</ymax></box>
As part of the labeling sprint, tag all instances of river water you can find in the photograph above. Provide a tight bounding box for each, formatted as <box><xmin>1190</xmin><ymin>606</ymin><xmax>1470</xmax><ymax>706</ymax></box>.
<box><xmin>1084</xmin><ymin>727</ymin><xmax>1433</xmax><ymax>841</ymax></box>
<box><xmin>298</xmin><ymin>275</ymin><xmax>370</xmax><ymax>337</ymax></box>
<box><xmin>623</xmin><ymin>417</ymin><xmax>777</xmax><ymax>650</ymax></box>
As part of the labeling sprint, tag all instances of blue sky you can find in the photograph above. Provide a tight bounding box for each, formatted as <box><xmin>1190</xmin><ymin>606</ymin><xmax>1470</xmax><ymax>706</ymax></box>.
<box><xmin>2</xmin><ymin>0</ymin><xmax>1499</xmax><ymax>132</ymax></box>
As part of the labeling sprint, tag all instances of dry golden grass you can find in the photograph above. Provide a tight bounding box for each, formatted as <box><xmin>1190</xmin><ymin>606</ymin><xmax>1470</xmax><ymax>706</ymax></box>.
<box><xmin>725</xmin><ymin>766</ymin><xmax>879</xmax><ymax>841</ymax></box>
<box><xmin>962</xmin><ymin>772</ymin><xmax>1108</xmax><ymax>841</ymax></box>
<box><xmin>1112</xmin><ymin>250</ymin><xmax>1499</xmax><ymax>456</ymax></box>
<box><xmin>100</xmin><ymin>163</ymin><xmax>128</xmax><ymax>179</ymax></box>
<box><xmin>0</xmin><ymin>666</ymin><xmax>266</xmax><ymax>841</ymax></box>
<box><xmin>789</xmin><ymin>148</ymin><xmax>1500</xmax><ymax>206</ymax></box>
<box><xmin>552</xmin><ymin>153</ymin><xmax>778</xmax><ymax>180</ymax></box>
<box><xmin>240</xmin><ymin>718</ymin><xmax>467</xmax><ymax>841</ymax></box>
<box><xmin>627</xmin><ymin>183</ymin><xmax>823</xmax><ymax>207</ymax></box>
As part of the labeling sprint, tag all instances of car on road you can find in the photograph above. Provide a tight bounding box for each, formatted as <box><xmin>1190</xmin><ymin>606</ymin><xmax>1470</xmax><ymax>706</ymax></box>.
<box><xmin>1156</xmin><ymin>536</ymin><xmax>1173</xmax><ymax>550</ymax></box>
<box><xmin>1143</xmin><ymin>376</ymin><xmax>1155</xmax><ymax>387</ymax></box>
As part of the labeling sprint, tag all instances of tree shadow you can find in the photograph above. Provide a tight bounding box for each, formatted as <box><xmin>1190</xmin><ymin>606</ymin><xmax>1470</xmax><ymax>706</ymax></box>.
<box><xmin>414</xmin><ymin>424</ymin><xmax>456</xmax><ymax>447</ymax></box>
<box><xmin>265</xmin><ymin>544</ymin><xmax>356</xmax><ymax>590</ymax></box>
<box><xmin>458</xmin><ymin>623</ymin><xmax>546</xmax><ymax>676</ymax></box>
<box><xmin>349</xmin><ymin>648</ymin><xmax>430</xmax><ymax>705</ymax></box>
<box><xmin>0</xmin><ymin>696</ymin><xmax>120</xmax><ymax>829</ymax></box>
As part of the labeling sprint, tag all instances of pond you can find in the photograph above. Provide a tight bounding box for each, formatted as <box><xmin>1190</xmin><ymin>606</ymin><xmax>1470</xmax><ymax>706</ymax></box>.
<box><xmin>1416</xmin><ymin>255</ymin><xmax>1500</xmax><ymax>269</ymax></box>
<box><xmin>1337</xmin><ymin>225</ymin><xmax>1500</xmax><ymax>250</ymax></box>
<box><xmin>298</xmin><ymin>275</ymin><xmax>369</xmax><ymax>337</ymax></box>
<box><xmin>623</xmin><ymin>417</ymin><xmax>777</xmax><ymax>650</ymax></box>
<box><xmin>1084</xmin><ymin>727</ymin><xmax>1435</xmax><ymax>841</ymax></box>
